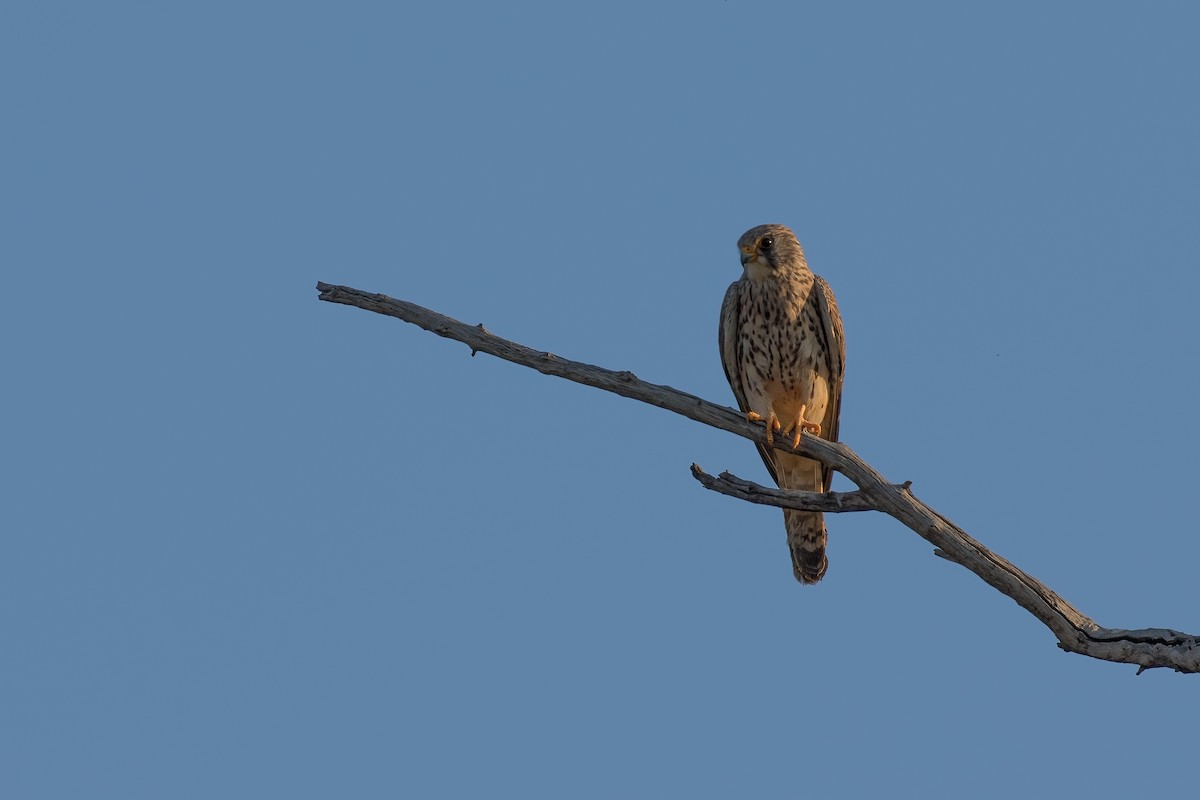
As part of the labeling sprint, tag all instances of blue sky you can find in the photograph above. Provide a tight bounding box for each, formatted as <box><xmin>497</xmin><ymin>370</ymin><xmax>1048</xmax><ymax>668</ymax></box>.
<box><xmin>4</xmin><ymin>2</ymin><xmax>1199</xmax><ymax>797</ymax></box>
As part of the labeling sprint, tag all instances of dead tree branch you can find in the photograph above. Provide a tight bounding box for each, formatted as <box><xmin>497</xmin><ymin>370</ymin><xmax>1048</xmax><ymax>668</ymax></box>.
<box><xmin>689</xmin><ymin>466</ymin><xmax>891</xmax><ymax>512</ymax></box>
<box><xmin>316</xmin><ymin>281</ymin><xmax>1200</xmax><ymax>674</ymax></box>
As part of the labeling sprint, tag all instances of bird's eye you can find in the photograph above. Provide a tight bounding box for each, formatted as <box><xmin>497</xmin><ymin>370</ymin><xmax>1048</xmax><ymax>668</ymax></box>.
<box><xmin>760</xmin><ymin>236</ymin><xmax>774</xmax><ymax>251</ymax></box>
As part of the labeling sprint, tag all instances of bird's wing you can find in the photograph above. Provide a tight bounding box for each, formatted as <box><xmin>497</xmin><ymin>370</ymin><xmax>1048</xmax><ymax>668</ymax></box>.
<box><xmin>719</xmin><ymin>280</ymin><xmax>780</xmax><ymax>484</ymax></box>
<box><xmin>813</xmin><ymin>275</ymin><xmax>845</xmax><ymax>491</ymax></box>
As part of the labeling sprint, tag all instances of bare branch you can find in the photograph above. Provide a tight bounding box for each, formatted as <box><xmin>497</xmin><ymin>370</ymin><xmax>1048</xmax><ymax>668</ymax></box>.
<box><xmin>316</xmin><ymin>282</ymin><xmax>807</xmax><ymax>453</ymax></box>
<box><xmin>689</xmin><ymin>465</ymin><xmax>888</xmax><ymax>512</ymax></box>
<box><xmin>316</xmin><ymin>281</ymin><xmax>1200</xmax><ymax>674</ymax></box>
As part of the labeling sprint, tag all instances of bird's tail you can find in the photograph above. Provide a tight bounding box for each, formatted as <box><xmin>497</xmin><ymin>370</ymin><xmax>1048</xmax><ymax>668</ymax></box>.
<box><xmin>785</xmin><ymin>509</ymin><xmax>828</xmax><ymax>584</ymax></box>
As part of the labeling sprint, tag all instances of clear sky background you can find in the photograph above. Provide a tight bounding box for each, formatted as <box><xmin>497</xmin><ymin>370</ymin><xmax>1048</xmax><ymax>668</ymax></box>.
<box><xmin>4</xmin><ymin>2</ymin><xmax>1198</xmax><ymax>797</ymax></box>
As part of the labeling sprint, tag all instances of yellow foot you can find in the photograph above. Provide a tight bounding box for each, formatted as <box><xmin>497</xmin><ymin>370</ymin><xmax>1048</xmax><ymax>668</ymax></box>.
<box><xmin>746</xmin><ymin>410</ymin><xmax>781</xmax><ymax>445</ymax></box>
<box><xmin>785</xmin><ymin>422</ymin><xmax>820</xmax><ymax>448</ymax></box>
<box><xmin>781</xmin><ymin>405</ymin><xmax>822</xmax><ymax>448</ymax></box>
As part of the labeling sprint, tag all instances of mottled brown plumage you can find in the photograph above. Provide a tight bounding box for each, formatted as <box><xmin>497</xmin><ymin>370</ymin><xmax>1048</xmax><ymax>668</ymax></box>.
<box><xmin>718</xmin><ymin>224</ymin><xmax>845</xmax><ymax>584</ymax></box>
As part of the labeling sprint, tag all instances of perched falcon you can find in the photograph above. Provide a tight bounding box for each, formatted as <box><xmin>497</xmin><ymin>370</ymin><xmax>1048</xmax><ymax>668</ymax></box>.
<box><xmin>719</xmin><ymin>224</ymin><xmax>845</xmax><ymax>584</ymax></box>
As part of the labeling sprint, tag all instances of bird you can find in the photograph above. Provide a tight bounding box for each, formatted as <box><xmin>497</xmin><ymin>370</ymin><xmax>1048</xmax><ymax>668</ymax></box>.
<box><xmin>718</xmin><ymin>224</ymin><xmax>845</xmax><ymax>584</ymax></box>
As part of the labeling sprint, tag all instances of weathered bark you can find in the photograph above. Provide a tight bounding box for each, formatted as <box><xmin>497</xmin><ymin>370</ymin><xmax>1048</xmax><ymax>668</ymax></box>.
<box><xmin>316</xmin><ymin>281</ymin><xmax>1200</xmax><ymax>674</ymax></box>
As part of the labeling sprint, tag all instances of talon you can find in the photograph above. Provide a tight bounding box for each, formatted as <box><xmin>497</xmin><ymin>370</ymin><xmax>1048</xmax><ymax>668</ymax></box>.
<box><xmin>782</xmin><ymin>404</ymin><xmax>821</xmax><ymax>444</ymax></box>
<box><xmin>745</xmin><ymin>410</ymin><xmax>780</xmax><ymax>446</ymax></box>
<box><xmin>788</xmin><ymin>422</ymin><xmax>819</xmax><ymax>449</ymax></box>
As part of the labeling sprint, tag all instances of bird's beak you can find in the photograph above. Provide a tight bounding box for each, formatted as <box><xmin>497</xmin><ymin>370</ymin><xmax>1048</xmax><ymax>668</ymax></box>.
<box><xmin>739</xmin><ymin>245</ymin><xmax>757</xmax><ymax>265</ymax></box>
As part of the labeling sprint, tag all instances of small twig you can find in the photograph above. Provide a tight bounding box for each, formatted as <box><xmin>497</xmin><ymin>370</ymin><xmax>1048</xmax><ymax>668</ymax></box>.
<box><xmin>690</xmin><ymin>465</ymin><xmax>886</xmax><ymax>512</ymax></box>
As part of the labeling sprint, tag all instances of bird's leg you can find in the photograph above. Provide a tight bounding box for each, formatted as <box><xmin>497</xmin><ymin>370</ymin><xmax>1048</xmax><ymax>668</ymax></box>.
<box><xmin>781</xmin><ymin>405</ymin><xmax>822</xmax><ymax>449</ymax></box>
<box><xmin>746</xmin><ymin>410</ymin><xmax>782</xmax><ymax>446</ymax></box>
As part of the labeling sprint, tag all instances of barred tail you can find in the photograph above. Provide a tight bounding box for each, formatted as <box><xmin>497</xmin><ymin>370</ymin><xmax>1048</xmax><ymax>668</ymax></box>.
<box><xmin>785</xmin><ymin>509</ymin><xmax>828</xmax><ymax>584</ymax></box>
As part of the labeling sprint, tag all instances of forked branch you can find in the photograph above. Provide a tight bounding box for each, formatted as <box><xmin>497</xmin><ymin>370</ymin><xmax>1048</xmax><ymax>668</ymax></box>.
<box><xmin>316</xmin><ymin>281</ymin><xmax>1200</xmax><ymax>674</ymax></box>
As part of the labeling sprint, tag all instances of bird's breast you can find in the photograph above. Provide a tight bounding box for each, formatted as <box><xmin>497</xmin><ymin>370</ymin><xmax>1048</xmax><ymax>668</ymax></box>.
<box><xmin>737</xmin><ymin>277</ymin><xmax>830</xmax><ymax>408</ymax></box>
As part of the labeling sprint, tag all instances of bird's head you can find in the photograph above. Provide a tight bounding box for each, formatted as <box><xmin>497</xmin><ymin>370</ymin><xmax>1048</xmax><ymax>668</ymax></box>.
<box><xmin>737</xmin><ymin>223</ymin><xmax>806</xmax><ymax>279</ymax></box>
